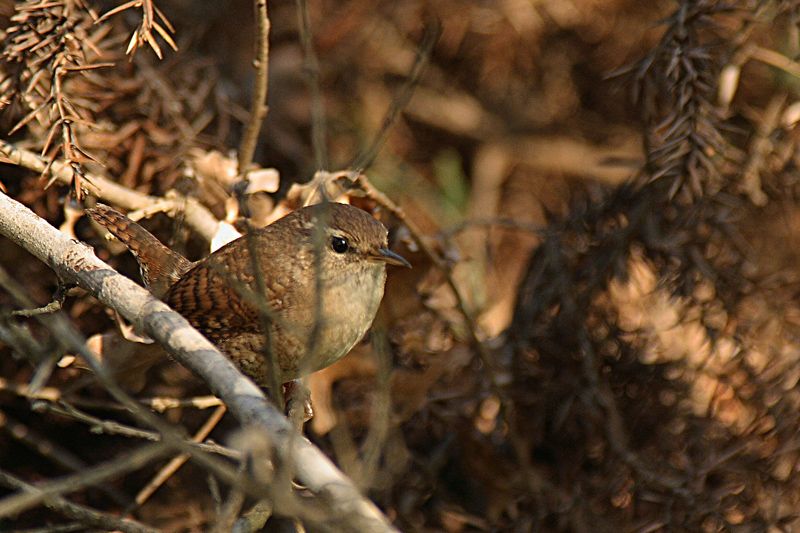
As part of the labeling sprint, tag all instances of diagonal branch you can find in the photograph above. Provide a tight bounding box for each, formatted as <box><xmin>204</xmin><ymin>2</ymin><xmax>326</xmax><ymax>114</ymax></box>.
<box><xmin>0</xmin><ymin>469</ymin><xmax>158</xmax><ymax>533</ymax></box>
<box><xmin>0</xmin><ymin>443</ymin><xmax>168</xmax><ymax>518</ymax></box>
<box><xmin>0</xmin><ymin>191</ymin><xmax>398</xmax><ymax>533</ymax></box>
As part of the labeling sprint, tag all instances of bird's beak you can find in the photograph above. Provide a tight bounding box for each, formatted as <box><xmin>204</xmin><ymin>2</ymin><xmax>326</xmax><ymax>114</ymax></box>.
<box><xmin>371</xmin><ymin>248</ymin><xmax>411</xmax><ymax>268</ymax></box>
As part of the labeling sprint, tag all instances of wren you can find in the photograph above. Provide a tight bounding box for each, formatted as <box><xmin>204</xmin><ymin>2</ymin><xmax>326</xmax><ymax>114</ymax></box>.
<box><xmin>87</xmin><ymin>202</ymin><xmax>410</xmax><ymax>387</ymax></box>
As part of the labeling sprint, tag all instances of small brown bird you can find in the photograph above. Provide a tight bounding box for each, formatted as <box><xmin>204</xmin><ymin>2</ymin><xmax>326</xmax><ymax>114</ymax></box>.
<box><xmin>87</xmin><ymin>202</ymin><xmax>410</xmax><ymax>387</ymax></box>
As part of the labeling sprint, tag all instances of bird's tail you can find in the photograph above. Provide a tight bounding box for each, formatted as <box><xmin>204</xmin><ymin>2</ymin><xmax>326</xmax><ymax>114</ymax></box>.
<box><xmin>86</xmin><ymin>204</ymin><xmax>193</xmax><ymax>298</ymax></box>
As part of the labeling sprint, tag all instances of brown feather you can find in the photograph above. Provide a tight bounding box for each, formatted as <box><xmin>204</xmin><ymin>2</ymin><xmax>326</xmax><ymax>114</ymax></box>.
<box><xmin>86</xmin><ymin>204</ymin><xmax>193</xmax><ymax>297</ymax></box>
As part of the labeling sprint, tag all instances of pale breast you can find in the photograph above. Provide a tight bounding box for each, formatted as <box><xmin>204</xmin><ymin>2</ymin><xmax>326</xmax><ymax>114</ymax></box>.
<box><xmin>220</xmin><ymin>262</ymin><xmax>387</xmax><ymax>384</ymax></box>
<box><xmin>310</xmin><ymin>262</ymin><xmax>387</xmax><ymax>372</ymax></box>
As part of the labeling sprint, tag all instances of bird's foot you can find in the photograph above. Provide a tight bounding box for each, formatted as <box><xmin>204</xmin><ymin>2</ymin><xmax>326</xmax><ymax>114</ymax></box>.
<box><xmin>282</xmin><ymin>379</ymin><xmax>313</xmax><ymax>429</ymax></box>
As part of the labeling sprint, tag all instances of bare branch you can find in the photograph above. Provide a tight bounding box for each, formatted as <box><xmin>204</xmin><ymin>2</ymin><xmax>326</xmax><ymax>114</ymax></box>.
<box><xmin>0</xmin><ymin>443</ymin><xmax>168</xmax><ymax>519</ymax></box>
<box><xmin>0</xmin><ymin>470</ymin><xmax>157</xmax><ymax>533</ymax></box>
<box><xmin>0</xmin><ymin>139</ymin><xmax>220</xmax><ymax>243</ymax></box>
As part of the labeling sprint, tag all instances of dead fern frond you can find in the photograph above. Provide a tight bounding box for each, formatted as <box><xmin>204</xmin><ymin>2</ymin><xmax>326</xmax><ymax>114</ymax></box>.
<box><xmin>634</xmin><ymin>0</ymin><xmax>733</xmax><ymax>201</ymax></box>
<box><xmin>0</xmin><ymin>0</ymin><xmax>113</xmax><ymax>199</ymax></box>
<box><xmin>96</xmin><ymin>0</ymin><xmax>177</xmax><ymax>59</ymax></box>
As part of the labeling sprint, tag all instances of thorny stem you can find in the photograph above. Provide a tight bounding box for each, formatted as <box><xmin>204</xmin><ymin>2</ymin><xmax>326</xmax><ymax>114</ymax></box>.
<box><xmin>53</xmin><ymin>58</ymin><xmax>85</xmax><ymax>198</ymax></box>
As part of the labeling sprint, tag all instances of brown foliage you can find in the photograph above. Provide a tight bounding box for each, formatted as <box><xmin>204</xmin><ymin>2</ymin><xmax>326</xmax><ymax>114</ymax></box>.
<box><xmin>3</xmin><ymin>0</ymin><xmax>800</xmax><ymax>531</ymax></box>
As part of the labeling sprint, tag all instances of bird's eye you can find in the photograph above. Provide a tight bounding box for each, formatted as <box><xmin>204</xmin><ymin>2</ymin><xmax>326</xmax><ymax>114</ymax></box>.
<box><xmin>331</xmin><ymin>236</ymin><xmax>349</xmax><ymax>253</ymax></box>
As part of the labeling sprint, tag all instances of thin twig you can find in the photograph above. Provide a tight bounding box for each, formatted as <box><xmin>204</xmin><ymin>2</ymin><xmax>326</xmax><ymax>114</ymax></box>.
<box><xmin>296</xmin><ymin>0</ymin><xmax>328</xmax><ymax>170</ymax></box>
<box><xmin>0</xmin><ymin>443</ymin><xmax>168</xmax><ymax>518</ymax></box>
<box><xmin>0</xmin><ymin>377</ymin><xmax>62</xmax><ymax>402</ymax></box>
<box><xmin>352</xmin><ymin>174</ymin><xmax>491</xmax><ymax>368</ymax></box>
<box><xmin>740</xmin><ymin>92</ymin><xmax>786</xmax><ymax>205</ymax></box>
<box><xmin>0</xmin><ymin>410</ymin><xmax>131</xmax><ymax>507</ymax></box>
<box><xmin>240</xmin><ymin>221</ymin><xmax>283</xmax><ymax>409</ymax></box>
<box><xmin>0</xmin><ymin>263</ymin><xmax>250</xmax><ymax>504</ymax></box>
<box><xmin>11</xmin><ymin>281</ymin><xmax>74</xmax><ymax>317</ymax></box>
<box><xmin>0</xmin><ymin>379</ymin><xmax>222</xmax><ymax>412</ymax></box>
<box><xmin>350</xmin><ymin>21</ymin><xmax>441</xmax><ymax>172</ymax></box>
<box><xmin>130</xmin><ymin>405</ymin><xmax>228</xmax><ymax>511</ymax></box>
<box><xmin>144</xmin><ymin>395</ymin><xmax>223</xmax><ymax>412</ymax></box>
<box><xmin>238</xmin><ymin>0</ymin><xmax>271</xmax><ymax>175</ymax></box>
<box><xmin>212</xmin><ymin>465</ymin><xmax>249</xmax><ymax>533</ymax></box>
<box><xmin>343</xmin><ymin>330</ymin><xmax>393</xmax><ymax>489</ymax></box>
<box><xmin>36</xmin><ymin>401</ymin><xmax>239</xmax><ymax>460</ymax></box>
<box><xmin>350</xmin><ymin>172</ymin><xmax>538</xmax><ymax>496</ymax></box>
<box><xmin>750</xmin><ymin>45</ymin><xmax>800</xmax><ymax>79</ymax></box>
<box><xmin>0</xmin><ymin>470</ymin><xmax>157</xmax><ymax>533</ymax></box>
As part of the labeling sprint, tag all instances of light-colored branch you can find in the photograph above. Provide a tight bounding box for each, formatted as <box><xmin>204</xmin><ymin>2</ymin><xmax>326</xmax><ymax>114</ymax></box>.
<box><xmin>0</xmin><ymin>140</ymin><xmax>219</xmax><ymax>242</ymax></box>
<box><xmin>238</xmin><ymin>0</ymin><xmax>271</xmax><ymax>174</ymax></box>
<box><xmin>0</xmin><ymin>191</ymin><xmax>397</xmax><ymax>532</ymax></box>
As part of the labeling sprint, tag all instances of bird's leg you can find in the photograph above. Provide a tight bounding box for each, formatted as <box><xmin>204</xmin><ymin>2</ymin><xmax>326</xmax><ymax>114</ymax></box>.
<box><xmin>282</xmin><ymin>379</ymin><xmax>313</xmax><ymax>429</ymax></box>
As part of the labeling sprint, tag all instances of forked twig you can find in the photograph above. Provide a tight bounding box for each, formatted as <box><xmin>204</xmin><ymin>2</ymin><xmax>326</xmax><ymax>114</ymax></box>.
<box><xmin>96</xmin><ymin>0</ymin><xmax>178</xmax><ymax>59</ymax></box>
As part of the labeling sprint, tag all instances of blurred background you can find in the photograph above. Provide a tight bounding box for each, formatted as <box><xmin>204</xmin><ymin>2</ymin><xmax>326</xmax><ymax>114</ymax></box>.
<box><xmin>2</xmin><ymin>0</ymin><xmax>800</xmax><ymax>531</ymax></box>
